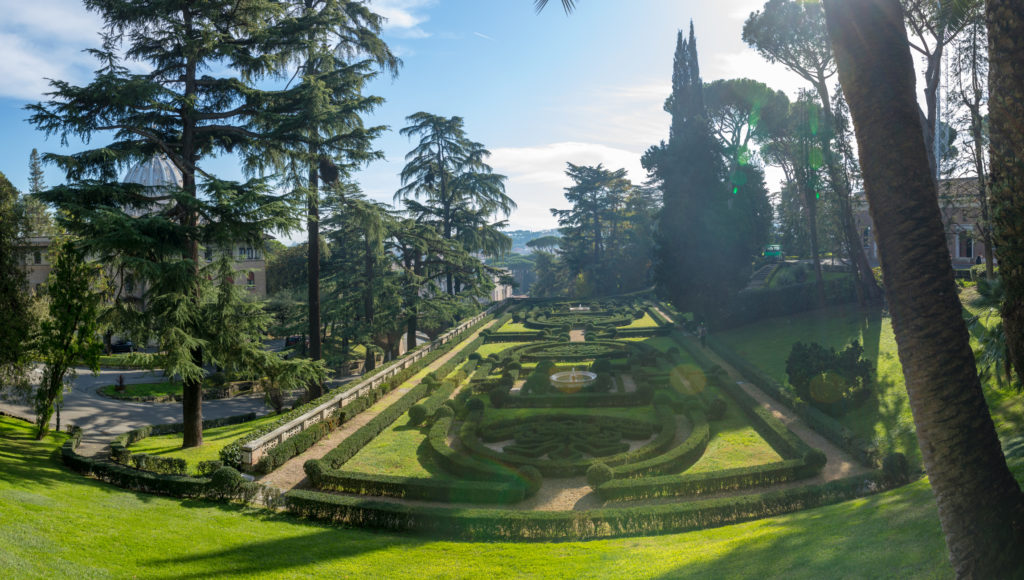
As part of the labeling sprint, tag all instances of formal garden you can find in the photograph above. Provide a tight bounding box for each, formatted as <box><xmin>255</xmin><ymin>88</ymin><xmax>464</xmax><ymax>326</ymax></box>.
<box><xmin>33</xmin><ymin>296</ymin><xmax>930</xmax><ymax>541</ymax></box>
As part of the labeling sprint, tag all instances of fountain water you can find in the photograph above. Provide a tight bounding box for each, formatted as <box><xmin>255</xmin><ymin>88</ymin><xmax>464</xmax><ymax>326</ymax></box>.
<box><xmin>549</xmin><ymin>367</ymin><xmax>597</xmax><ymax>394</ymax></box>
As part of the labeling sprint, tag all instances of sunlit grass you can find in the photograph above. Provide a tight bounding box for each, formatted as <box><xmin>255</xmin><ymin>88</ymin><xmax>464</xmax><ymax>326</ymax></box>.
<box><xmin>98</xmin><ymin>381</ymin><xmax>183</xmax><ymax>399</ymax></box>
<box><xmin>689</xmin><ymin>385</ymin><xmax>782</xmax><ymax>474</ymax></box>
<box><xmin>343</xmin><ymin>412</ymin><xmax>454</xmax><ymax>479</ymax></box>
<box><xmin>495</xmin><ymin>321</ymin><xmax>532</xmax><ymax>333</ymax></box>
<box><xmin>620</xmin><ymin>313</ymin><xmax>659</xmax><ymax>329</ymax></box>
<box><xmin>0</xmin><ymin>415</ymin><xmax>955</xmax><ymax>578</ymax></box>
<box><xmin>127</xmin><ymin>414</ymin><xmax>281</xmax><ymax>471</ymax></box>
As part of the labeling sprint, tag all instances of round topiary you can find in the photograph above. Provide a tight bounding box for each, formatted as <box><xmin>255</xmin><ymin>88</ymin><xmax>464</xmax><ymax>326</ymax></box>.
<box><xmin>706</xmin><ymin>397</ymin><xmax>728</xmax><ymax>421</ymax></box>
<box><xmin>468</xmin><ymin>352</ymin><xmax>482</xmax><ymax>361</ymax></box>
<box><xmin>208</xmin><ymin>466</ymin><xmax>245</xmax><ymax>498</ymax></box>
<box><xmin>408</xmin><ymin>403</ymin><xmax>428</xmax><ymax>426</ymax></box>
<box><xmin>882</xmin><ymin>452</ymin><xmax>910</xmax><ymax>485</ymax></box>
<box><xmin>489</xmin><ymin>388</ymin><xmax>508</xmax><ymax>408</ymax></box>
<box><xmin>466</xmin><ymin>397</ymin><xmax>485</xmax><ymax>412</ymax></box>
<box><xmin>506</xmin><ymin>361</ymin><xmax>523</xmax><ymax>371</ymax></box>
<box><xmin>517</xmin><ymin>465</ymin><xmax>543</xmax><ymax>496</ymax></box>
<box><xmin>434</xmin><ymin>405</ymin><xmax>454</xmax><ymax>420</ymax></box>
<box><xmin>804</xmin><ymin>448</ymin><xmax>828</xmax><ymax>471</ymax></box>
<box><xmin>586</xmin><ymin>462</ymin><xmax>615</xmax><ymax>488</ymax></box>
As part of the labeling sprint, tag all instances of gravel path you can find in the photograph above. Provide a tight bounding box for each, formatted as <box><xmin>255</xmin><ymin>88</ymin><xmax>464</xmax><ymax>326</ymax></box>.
<box><xmin>257</xmin><ymin>318</ymin><xmax>500</xmax><ymax>493</ymax></box>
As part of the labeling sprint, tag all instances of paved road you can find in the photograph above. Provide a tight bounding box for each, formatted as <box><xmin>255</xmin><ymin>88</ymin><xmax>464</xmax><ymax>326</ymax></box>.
<box><xmin>0</xmin><ymin>367</ymin><xmax>271</xmax><ymax>453</ymax></box>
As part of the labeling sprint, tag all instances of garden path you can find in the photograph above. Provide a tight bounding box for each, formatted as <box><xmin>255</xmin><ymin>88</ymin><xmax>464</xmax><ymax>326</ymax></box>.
<box><xmin>569</xmin><ymin>329</ymin><xmax>586</xmax><ymax>342</ymax></box>
<box><xmin>257</xmin><ymin>318</ymin><xmax>500</xmax><ymax>493</ymax></box>
<box><xmin>677</xmin><ymin>333</ymin><xmax>871</xmax><ymax>483</ymax></box>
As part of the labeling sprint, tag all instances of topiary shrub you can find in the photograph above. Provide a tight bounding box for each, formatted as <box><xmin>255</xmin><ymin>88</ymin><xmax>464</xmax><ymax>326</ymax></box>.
<box><xmin>804</xmin><ymin>449</ymin><xmax>827</xmax><ymax>471</ymax></box>
<box><xmin>197</xmin><ymin>460</ymin><xmax>224</xmax><ymax>477</ymax></box>
<box><xmin>518</xmin><ymin>465</ymin><xmax>543</xmax><ymax>496</ymax></box>
<box><xmin>434</xmin><ymin>405</ymin><xmax>454</xmax><ymax>420</ymax></box>
<box><xmin>706</xmin><ymin>397</ymin><xmax>728</xmax><ymax>421</ymax></box>
<box><xmin>466</xmin><ymin>397</ymin><xmax>485</xmax><ymax>413</ymax></box>
<box><xmin>881</xmin><ymin>452</ymin><xmax>910</xmax><ymax>485</ymax></box>
<box><xmin>586</xmin><ymin>462</ymin><xmax>614</xmax><ymax>488</ymax></box>
<box><xmin>468</xmin><ymin>352</ymin><xmax>482</xmax><ymax>361</ymax></box>
<box><xmin>506</xmin><ymin>361</ymin><xmax>522</xmax><ymax>372</ymax></box>
<box><xmin>409</xmin><ymin>403</ymin><xmax>429</xmax><ymax>426</ymax></box>
<box><xmin>489</xmin><ymin>388</ymin><xmax>508</xmax><ymax>408</ymax></box>
<box><xmin>785</xmin><ymin>341</ymin><xmax>873</xmax><ymax>417</ymax></box>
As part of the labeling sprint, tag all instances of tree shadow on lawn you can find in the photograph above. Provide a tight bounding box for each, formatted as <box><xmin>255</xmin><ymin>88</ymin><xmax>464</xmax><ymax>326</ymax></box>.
<box><xmin>651</xmin><ymin>480</ymin><xmax>949</xmax><ymax>579</ymax></box>
<box><xmin>138</xmin><ymin>511</ymin><xmax>407</xmax><ymax>579</ymax></box>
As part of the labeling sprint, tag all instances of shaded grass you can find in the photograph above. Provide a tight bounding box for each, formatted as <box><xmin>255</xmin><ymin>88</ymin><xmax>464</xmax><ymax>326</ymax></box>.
<box><xmin>0</xmin><ymin>415</ymin><xmax>955</xmax><ymax>578</ymax></box>
<box><xmin>127</xmin><ymin>414</ymin><xmax>280</xmax><ymax>471</ymax></box>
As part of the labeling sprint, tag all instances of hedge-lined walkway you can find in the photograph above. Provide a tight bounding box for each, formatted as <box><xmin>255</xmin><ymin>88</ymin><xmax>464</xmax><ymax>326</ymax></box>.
<box><xmin>676</xmin><ymin>333</ymin><xmax>870</xmax><ymax>483</ymax></box>
<box><xmin>258</xmin><ymin>318</ymin><xmax>500</xmax><ymax>493</ymax></box>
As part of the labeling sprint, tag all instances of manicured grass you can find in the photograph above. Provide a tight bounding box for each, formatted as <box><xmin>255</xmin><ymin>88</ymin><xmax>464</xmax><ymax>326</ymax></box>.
<box><xmin>0</xmin><ymin>415</ymin><xmax>955</xmax><ymax>578</ymax></box>
<box><xmin>475</xmin><ymin>342</ymin><xmax>530</xmax><ymax>358</ymax></box>
<box><xmin>127</xmin><ymin>414</ymin><xmax>281</xmax><ymax>471</ymax></box>
<box><xmin>343</xmin><ymin>412</ymin><xmax>454</xmax><ymax>479</ymax></box>
<box><xmin>495</xmin><ymin>321</ymin><xmax>532</xmax><ymax>333</ymax></box>
<box><xmin>98</xmin><ymin>381</ymin><xmax>184</xmax><ymax>399</ymax></box>
<box><xmin>689</xmin><ymin>385</ymin><xmax>783</xmax><ymax>474</ymax></box>
<box><xmin>620</xmin><ymin>313</ymin><xmax>659</xmax><ymax>329</ymax></box>
<box><xmin>716</xmin><ymin>307</ymin><xmax>921</xmax><ymax>468</ymax></box>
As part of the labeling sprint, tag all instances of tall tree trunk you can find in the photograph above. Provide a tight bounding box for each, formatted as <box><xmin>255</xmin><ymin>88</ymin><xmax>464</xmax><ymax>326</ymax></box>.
<box><xmin>181</xmin><ymin>23</ymin><xmax>202</xmax><ymax>448</ymax></box>
<box><xmin>306</xmin><ymin>164</ymin><xmax>323</xmax><ymax>399</ymax></box>
<box><xmin>987</xmin><ymin>0</ymin><xmax>1024</xmax><ymax>380</ymax></box>
<box><xmin>825</xmin><ymin>1</ymin><xmax>1024</xmax><ymax>576</ymax></box>
<box><xmin>805</xmin><ymin>190</ymin><xmax>826</xmax><ymax>308</ymax></box>
<box><xmin>406</xmin><ymin>309</ymin><xmax>417</xmax><ymax>351</ymax></box>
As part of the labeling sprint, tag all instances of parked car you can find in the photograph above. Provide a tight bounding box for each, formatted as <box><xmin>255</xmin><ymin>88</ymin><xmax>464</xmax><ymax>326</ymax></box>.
<box><xmin>284</xmin><ymin>335</ymin><xmax>305</xmax><ymax>348</ymax></box>
<box><xmin>110</xmin><ymin>341</ymin><xmax>136</xmax><ymax>354</ymax></box>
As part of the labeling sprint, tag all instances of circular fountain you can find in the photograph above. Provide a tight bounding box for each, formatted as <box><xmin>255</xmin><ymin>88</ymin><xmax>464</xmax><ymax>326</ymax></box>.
<box><xmin>549</xmin><ymin>367</ymin><xmax>597</xmax><ymax>394</ymax></box>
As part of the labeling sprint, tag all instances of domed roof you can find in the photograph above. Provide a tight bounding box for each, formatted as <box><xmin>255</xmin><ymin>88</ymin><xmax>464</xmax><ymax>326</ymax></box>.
<box><xmin>124</xmin><ymin>154</ymin><xmax>183</xmax><ymax>189</ymax></box>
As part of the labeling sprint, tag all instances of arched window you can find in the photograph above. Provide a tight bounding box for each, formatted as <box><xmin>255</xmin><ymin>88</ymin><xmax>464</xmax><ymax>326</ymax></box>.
<box><xmin>246</xmin><ymin>271</ymin><xmax>256</xmax><ymax>288</ymax></box>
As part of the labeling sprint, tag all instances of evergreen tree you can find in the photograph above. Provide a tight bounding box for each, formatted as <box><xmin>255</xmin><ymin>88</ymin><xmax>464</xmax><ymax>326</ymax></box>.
<box><xmin>252</xmin><ymin>0</ymin><xmax>398</xmax><ymax>398</ymax></box>
<box><xmin>34</xmin><ymin>236</ymin><xmax>105</xmax><ymax>439</ymax></box>
<box><xmin>0</xmin><ymin>171</ymin><xmax>34</xmax><ymax>398</ymax></box>
<box><xmin>28</xmin><ymin>149</ymin><xmax>45</xmax><ymax>195</ymax></box>
<box><xmin>28</xmin><ymin>0</ymin><xmax>310</xmax><ymax>448</ymax></box>
<box><xmin>643</xmin><ymin>24</ymin><xmax>736</xmax><ymax>317</ymax></box>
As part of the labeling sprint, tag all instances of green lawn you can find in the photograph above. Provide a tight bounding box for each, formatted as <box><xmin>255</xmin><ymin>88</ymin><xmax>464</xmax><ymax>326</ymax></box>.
<box><xmin>127</xmin><ymin>414</ymin><xmax>281</xmax><ymax>471</ymax></box>
<box><xmin>98</xmin><ymin>381</ymin><xmax>185</xmax><ymax>399</ymax></box>
<box><xmin>689</xmin><ymin>385</ymin><xmax>783</xmax><ymax>474</ymax></box>
<box><xmin>620</xmin><ymin>313</ymin><xmax>659</xmax><ymax>329</ymax></box>
<box><xmin>495</xmin><ymin>321</ymin><xmax>532</xmax><ymax>333</ymax></box>
<box><xmin>0</xmin><ymin>415</ymin><xmax>955</xmax><ymax>578</ymax></box>
<box><xmin>475</xmin><ymin>342</ymin><xmax>530</xmax><ymax>358</ymax></box>
<box><xmin>343</xmin><ymin>411</ymin><xmax>454</xmax><ymax>479</ymax></box>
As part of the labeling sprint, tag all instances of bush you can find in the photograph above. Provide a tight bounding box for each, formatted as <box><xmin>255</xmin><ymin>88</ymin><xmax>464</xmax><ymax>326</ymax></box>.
<box><xmin>882</xmin><ymin>452</ymin><xmax>910</xmax><ymax>485</ymax></box>
<box><xmin>466</xmin><ymin>397</ymin><xmax>485</xmax><ymax>413</ymax></box>
<box><xmin>804</xmin><ymin>449</ymin><xmax>827</xmax><ymax>471</ymax></box>
<box><xmin>587</xmin><ymin>463</ymin><xmax>614</xmax><ymax>487</ymax></box>
<box><xmin>785</xmin><ymin>341</ymin><xmax>872</xmax><ymax>417</ymax></box>
<box><xmin>197</xmin><ymin>460</ymin><xmax>224</xmax><ymax>476</ymax></box>
<box><xmin>706</xmin><ymin>397</ymin><xmax>727</xmax><ymax>421</ymax></box>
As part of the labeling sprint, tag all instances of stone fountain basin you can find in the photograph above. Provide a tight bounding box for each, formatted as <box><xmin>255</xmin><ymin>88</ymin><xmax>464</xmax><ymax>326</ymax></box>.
<box><xmin>550</xmin><ymin>369</ymin><xmax>597</xmax><ymax>394</ymax></box>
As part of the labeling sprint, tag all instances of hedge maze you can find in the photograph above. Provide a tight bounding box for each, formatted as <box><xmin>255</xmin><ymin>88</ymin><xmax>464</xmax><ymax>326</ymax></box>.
<box><xmin>65</xmin><ymin>296</ymin><xmax>892</xmax><ymax>541</ymax></box>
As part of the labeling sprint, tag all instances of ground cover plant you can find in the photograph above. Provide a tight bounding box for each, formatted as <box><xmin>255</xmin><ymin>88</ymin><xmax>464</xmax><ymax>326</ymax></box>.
<box><xmin>98</xmin><ymin>381</ymin><xmax>185</xmax><ymax>399</ymax></box>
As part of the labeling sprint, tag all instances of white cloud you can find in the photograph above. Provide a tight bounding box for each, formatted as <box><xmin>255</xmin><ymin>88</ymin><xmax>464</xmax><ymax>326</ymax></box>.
<box><xmin>490</xmin><ymin>142</ymin><xmax>648</xmax><ymax>231</ymax></box>
<box><xmin>557</xmin><ymin>82</ymin><xmax>670</xmax><ymax>152</ymax></box>
<box><xmin>0</xmin><ymin>2</ymin><xmax>103</xmax><ymax>99</ymax></box>
<box><xmin>370</xmin><ymin>0</ymin><xmax>435</xmax><ymax>38</ymax></box>
<box><xmin>709</xmin><ymin>49</ymin><xmax>812</xmax><ymax>99</ymax></box>
<box><xmin>473</xmin><ymin>32</ymin><xmax>494</xmax><ymax>41</ymax></box>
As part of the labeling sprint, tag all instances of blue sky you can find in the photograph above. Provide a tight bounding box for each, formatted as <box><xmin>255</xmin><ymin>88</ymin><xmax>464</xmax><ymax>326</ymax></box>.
<box><xmin>0</xmin><ymin>0</ymin><xmax>812</xmax><ymax>239</ymax></box>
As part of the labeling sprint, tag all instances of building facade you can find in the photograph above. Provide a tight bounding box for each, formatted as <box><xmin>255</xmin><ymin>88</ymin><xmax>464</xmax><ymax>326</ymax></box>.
<box><xmin>854</xmin><ymin>177</ymin><xmax>991</xmax><ymax>271</ymax></box>
<box><xmin>21</xmin><ymin>155</ymin><xmax>268</xmax><ymax>298</ymax></box>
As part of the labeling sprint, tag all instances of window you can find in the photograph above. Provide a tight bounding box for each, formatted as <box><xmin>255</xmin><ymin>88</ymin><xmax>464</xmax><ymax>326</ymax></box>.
<box><xmin>959</xmin><ymin>234</ymin><xmax>974</xmax><ymax>259</ymax></box>
<box><xmin>247</xmin><ymin>272</ymin><xmax>256</xmax><ymax>288</ymax></box>
<box><xmin>33</xmin><ymin>251</ymin><xmax>41</xmax><ymax>265</ymax></box>
<box><xmin>204</xmin><ymin>248</ymin><xmax>213</xmax><ymax>261</ymax></box>
<box><xmin>238</xmin><ymin>246</ymin><xmax>246</xmax><ymax>259</ymax></box>
<box><xmin>246</xmin><ymin>247</ymin><xmax>254</xmax><ymax>260</ymax></box>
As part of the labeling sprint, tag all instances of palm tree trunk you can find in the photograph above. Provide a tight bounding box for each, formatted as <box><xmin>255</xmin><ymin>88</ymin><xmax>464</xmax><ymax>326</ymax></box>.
<box><xmin>824</xmin><ymin>1</ymin><xmax>1024</xmax><ymax>576</ymax></box>
<box><xmin>987</xmin><ymin>0</ymin><xmax>1024</xmax><ymax>381</ymax></box>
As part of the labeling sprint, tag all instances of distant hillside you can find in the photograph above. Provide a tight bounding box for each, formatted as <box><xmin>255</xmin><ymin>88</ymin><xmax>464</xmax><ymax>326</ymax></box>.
<box><xmin>507</xmin><ymin>229</ymin><xmax>560</xmax><ymax>254</ymax></box>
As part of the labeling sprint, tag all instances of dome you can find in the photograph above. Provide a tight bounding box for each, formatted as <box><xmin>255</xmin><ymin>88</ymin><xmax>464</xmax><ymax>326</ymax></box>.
<box><xmin>124</xmin><ymin>154</ymin><xmax>183</xmax><ymax>188</ymax></box>
<box><xmin>122</xmin><ymin>154</ymin><xmax>181</xmax><ymax>217</ymax></box>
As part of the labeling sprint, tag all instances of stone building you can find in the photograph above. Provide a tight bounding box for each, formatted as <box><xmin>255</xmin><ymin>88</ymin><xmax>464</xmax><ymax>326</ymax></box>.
<box><xmin>854</xmin><ymin>177</ymin><xmax>992</xmax><ymax>271</ymax></box>
<box><xmin>21</xmin><ymin>155</ymin><xmax>267</xmax><ymax>299</ymax></box>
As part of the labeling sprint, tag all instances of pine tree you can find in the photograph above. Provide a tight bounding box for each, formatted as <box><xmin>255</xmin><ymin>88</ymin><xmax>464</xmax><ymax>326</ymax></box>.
<box><xmin>28</xmin><ymin>1</ymin><xmax>310</xmax><ymax>448</ymax></box>
<box><xmin>28</xmin><ymin>149</ymin><xmax>45</xmax><ymax>195</ymax></box>
<box><xmin>0</xmin><ymin>171</ymin><xmax>34</xmax><ymax>397</ymax></box>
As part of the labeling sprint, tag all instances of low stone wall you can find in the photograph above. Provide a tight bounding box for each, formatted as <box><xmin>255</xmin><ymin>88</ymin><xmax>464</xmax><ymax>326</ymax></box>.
<box><xmin>239</xmin><ymin>307</ymin><xmax>496</xmax><ymax>467</ymax></box>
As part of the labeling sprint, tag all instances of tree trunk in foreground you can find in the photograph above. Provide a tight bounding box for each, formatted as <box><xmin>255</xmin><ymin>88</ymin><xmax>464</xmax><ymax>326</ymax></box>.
<box><xmin>987</xmin><ymin>0</ymin><xmax>1024</xmax><ymax>383</ymax></box>
<box><xmin>824</xmin><ymin>0</ymin><xmax>1024</xmax><ymax>576</ymax></box>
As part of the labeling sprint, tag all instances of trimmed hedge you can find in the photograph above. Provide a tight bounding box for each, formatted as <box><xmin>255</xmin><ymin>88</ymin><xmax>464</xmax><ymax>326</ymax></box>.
<box><xmin>459</xmin><ymin>406</ymin><xmax>676</xmax><ymax>477</ymax></box>
<box><xmin>305</xmin><ymin>461</ymin><xmax>528</xmax><ymax>504</ymax></box>
<box><xmin>699</xmin><ymin>335</ymin><xmax>877</xmax><ymax>467</ymax></box>
<box><xmin>110</xmin><ymin>412</ymin><xmax>258</xmax><ymax>471</ymax></box>
<box><xmin>597</xmin><ymin>458</ymin><xmax>812</xmax><ymax>501</ymax></box>
<box><xmin>286</xmin><ymin>470</ymin><xmax>885</xmax><ymax>541</ymax></box>
<box><xmin>62</xmin><ymin>427</ymin><xmax>280</xmax><ymax>506</ymax></box>
<box><xmin>609</xmin><ymin>408</ymin><xmax>710</xmax><ymax>479</ymax></box>
<box><xmin>220</xmin><ymin>311</ymin><xmax>497</xmax><ymax>469</ymax></box>
<box><xmin>254</xmin><ymin>413</ymin><xmax>340</xmax><ymax>474</ymax></box>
